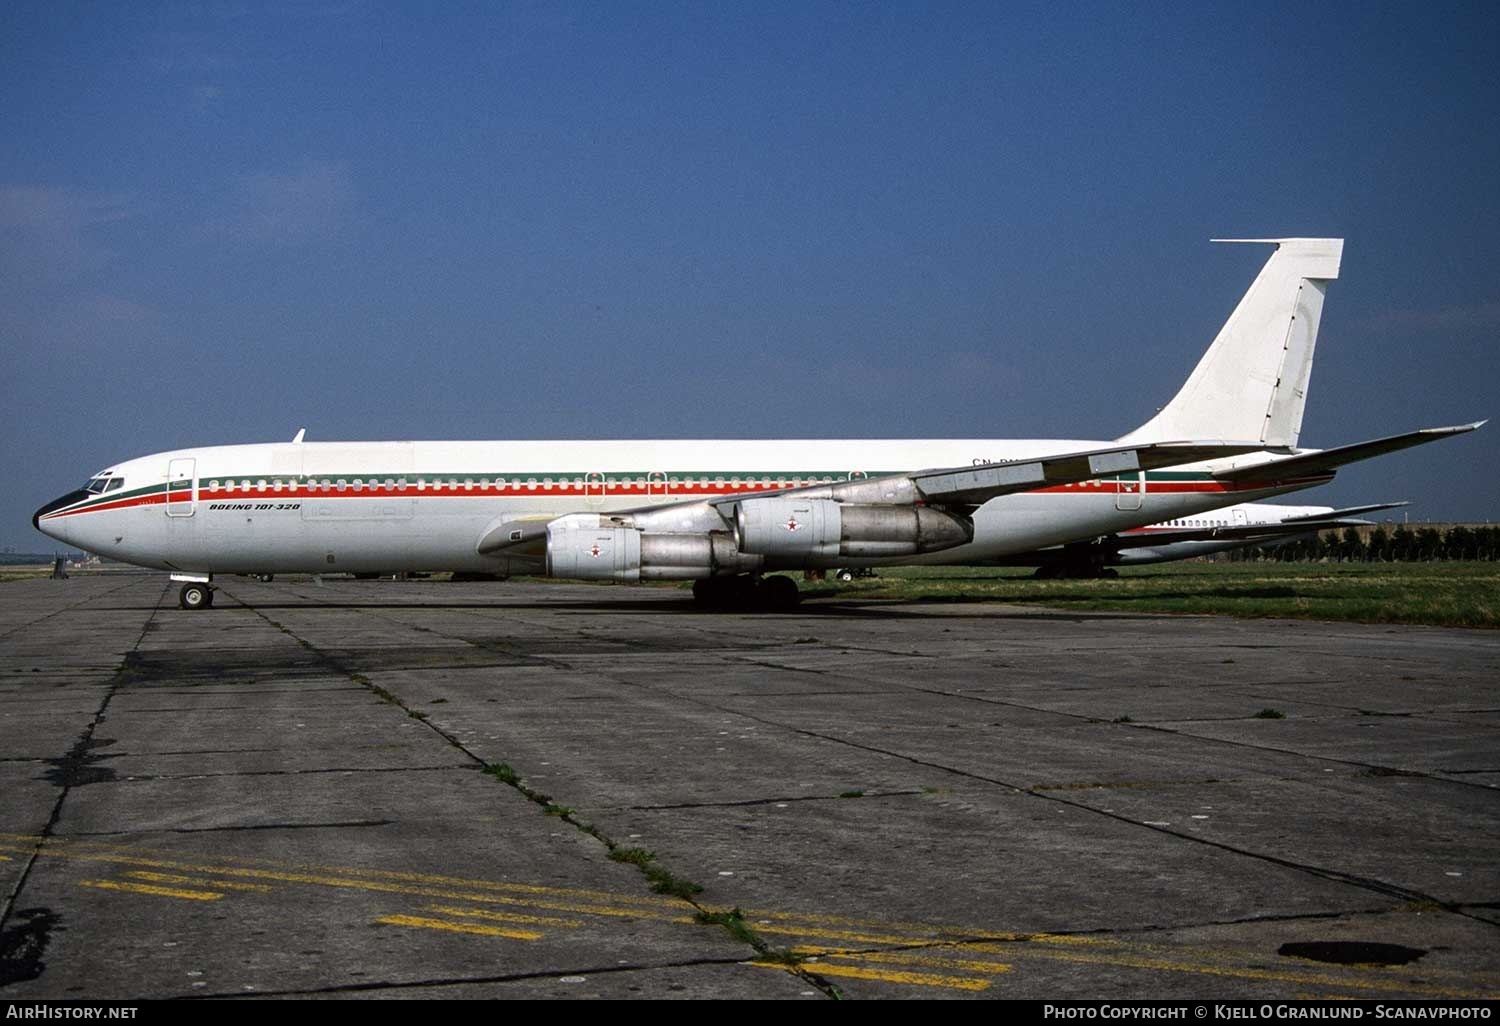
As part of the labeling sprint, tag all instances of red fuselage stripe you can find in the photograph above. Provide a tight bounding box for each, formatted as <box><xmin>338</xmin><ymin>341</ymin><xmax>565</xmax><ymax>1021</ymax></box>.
<box><xmin>42</xmin><ymin>475</ymin><xmax>1333</xmax><ymax>521</ymax></box>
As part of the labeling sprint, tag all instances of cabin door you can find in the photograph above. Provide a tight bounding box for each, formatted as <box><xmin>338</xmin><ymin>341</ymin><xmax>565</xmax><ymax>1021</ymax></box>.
<box><xmin>585</xmin><ymin>471</ymin><xmax>606</xmax><ymax>507</ymax></box>
<box><xmin>1114</xmin><ymin>471</ymin><xmax>1144</xmax><ymax>512</ymax></box>
<box><xmin>165</xmin><ymin>458</ymin><xmax>196</xmax><ymax>517</ymax></box>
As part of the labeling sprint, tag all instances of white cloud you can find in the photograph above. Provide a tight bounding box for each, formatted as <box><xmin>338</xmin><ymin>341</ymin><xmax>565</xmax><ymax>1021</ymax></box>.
<box><xmin>209</xmin><ymin>162</ymin><xmax>354</xmax><ymax>246</ymax></box>
<box><xmin>0</xmin><ymin>185</ymin><xmax>166</xmax><ymax>356</ymax></box>
<box><xmin>0</xmin><ymin>185</ymin><xmax>128</xmax><ymax>284</ymax></box>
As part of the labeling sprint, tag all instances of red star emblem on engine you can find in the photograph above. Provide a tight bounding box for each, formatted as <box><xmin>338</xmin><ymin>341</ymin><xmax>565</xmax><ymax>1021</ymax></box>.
<box><xmin>590</xmin><ymin>544</ymin><xmax>601</xmax><ymax>557</ymax></box>
<box><xmin>785</xmin><ymin>516</ymin><xmax>799</xmax><ymax>532</ymax></box>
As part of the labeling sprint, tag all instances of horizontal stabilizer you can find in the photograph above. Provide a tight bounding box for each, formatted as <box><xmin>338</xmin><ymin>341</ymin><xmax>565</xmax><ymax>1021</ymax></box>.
<box><xmin>1277</xmin><ymin>501</ymin><xmax>1409</xmax><ymax>524</ymax></box>
<box><xmin>1214</xmin><ymin>422</ymin><xmax>1485</xmax><ymax>483</ymax></box>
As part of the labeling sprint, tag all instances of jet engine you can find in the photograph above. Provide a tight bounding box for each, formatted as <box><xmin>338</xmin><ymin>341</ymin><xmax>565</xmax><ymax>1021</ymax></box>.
<box><xmin>735</xmin><ymin>497</ymin><xmax>972</xmax><ymax>558</ymax></box>
<box><xmin>545</xmin><ymin>522</ymin><xmax>763</xmax><ymax>582</ymax></box>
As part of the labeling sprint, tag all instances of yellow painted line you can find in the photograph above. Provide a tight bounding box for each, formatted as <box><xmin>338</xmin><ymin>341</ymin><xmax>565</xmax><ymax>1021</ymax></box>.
<box><xmin>423</xmin><ymin>904</ymin><xmax>583</xmax><ymax>928</ymax></box>
<box><xmin>125</xmin><ymin>870</ymin><xmax>273</xmax><ymax>893</ymax></box>
<box><xmin>1021</xmin><ymin>933</ymin><xmax>1117</xmax><ymax>947</ymax></box>
<box><xmin>323</xmin><ymin>864</ymin><xmax>682</xmax><ymax>910</ymax></box>
<box><xmin>0</xmin><ymin>835</ymin><xmax>682</xmax><ymax>911</ymax></box>
<box><xmin>794</xmin><ymin>947</ymin><xmax>1011</xmax><ymax>975</ymax></box>
<box><xmin>755</xmin><ymin>921</ymin><xmax>945</xmax><ymax>947</ymax></box>
<box><xmin>81</xmin><ymin>879</ymin><xmax>223</xmax><ymax>901</ymax></box>
<box><xmin>0</xmin><ymin>842</ymin><xmax>691</xmax><ymax>922</ymax></box>
<box><xmin>376</xmin><ymin>914</ymin><xmax>540</xmax><ymax>941</ymax></box>
<box><xmin>9</xmin><ymin>835</ymin><xmax>1493</xmax><ymax>1000</ymax></box>
<box><xmin>734</xmin><ymin>903</ymin><xmax>1087</xmax><ymax>943</ymax></box>
<box><xmin>754</xmin><ymin>960</ymin><xmax>991</xmax><ymax>992</ymax></box>
<box><xmin>436</xmin><ymin>894</ymin><xmax>694</xmax><ymax>924</ymax></box>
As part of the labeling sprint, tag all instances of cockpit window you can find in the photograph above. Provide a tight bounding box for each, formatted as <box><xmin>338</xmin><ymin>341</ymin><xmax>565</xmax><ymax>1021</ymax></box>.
<box><xmin>85</xmin><ymin>476</ymin><xmax>110</xmax><ymax>493</ymax></box>
<box><xmin>105</xmin><ymin>478</ymin><xmax>125</xmax><ymax>492</ymax></box>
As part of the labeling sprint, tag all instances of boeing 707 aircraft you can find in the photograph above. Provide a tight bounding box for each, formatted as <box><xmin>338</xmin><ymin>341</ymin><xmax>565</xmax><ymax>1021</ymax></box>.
<box><xmin>32</xmin><ymin>239</ymin><xmax>1481</xmax><ymax>610</ymax></box>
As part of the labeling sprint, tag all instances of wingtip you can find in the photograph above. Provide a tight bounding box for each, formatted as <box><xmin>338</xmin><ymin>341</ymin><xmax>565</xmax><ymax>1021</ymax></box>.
<box><xmin>1423</xmin><ymin>420</ymin><xmax>1485</xmax><ymax>435</ymax></box>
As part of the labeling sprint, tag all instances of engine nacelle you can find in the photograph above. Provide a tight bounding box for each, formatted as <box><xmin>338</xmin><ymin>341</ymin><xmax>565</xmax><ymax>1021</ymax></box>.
<box><xmin>546</xmin><ymin>525</ymin><xmax>642</xmax><ymax>581</ymax></box>
<box><xmin>735</xmin><ymin>498</ymin><xmax>841</xmax><ymax>558</ymax></box>
<box><xmin>545</xmin><ymin>514</ymin><xmax>762</xmax><ymax>582</ymax></box>
<box><xmin>736</xmin><ymin>498</ymin><xmax>971</xmax><ymax>559</ymax></box>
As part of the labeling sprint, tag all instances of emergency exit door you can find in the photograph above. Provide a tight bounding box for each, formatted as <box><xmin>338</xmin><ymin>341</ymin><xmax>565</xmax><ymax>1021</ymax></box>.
<box><xmin>1114</xmin><ymin>471</ymin><xmax>1144</xmax><ymax>512</ymax></box>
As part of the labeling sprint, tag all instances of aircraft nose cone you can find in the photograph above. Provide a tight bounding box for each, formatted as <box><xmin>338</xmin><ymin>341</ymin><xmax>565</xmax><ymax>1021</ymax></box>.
<box><xmin>33</xmin><ymin>489</ymin><xmax>89</xmax><ymax>539</ymax></box>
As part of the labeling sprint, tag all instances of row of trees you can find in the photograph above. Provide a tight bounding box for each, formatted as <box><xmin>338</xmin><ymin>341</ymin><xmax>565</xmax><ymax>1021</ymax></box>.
<box><xmin>1228</xmin><ymin>525</ymin><xmax>1500</xmax><ymax>562</ymax></box>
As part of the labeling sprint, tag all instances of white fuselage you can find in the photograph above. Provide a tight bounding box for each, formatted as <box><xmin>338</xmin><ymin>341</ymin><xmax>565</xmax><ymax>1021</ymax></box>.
<box><xmin>36</xmin><ymin>438</ymin><xmax>1318</xmax><ymax>577</ymax></box>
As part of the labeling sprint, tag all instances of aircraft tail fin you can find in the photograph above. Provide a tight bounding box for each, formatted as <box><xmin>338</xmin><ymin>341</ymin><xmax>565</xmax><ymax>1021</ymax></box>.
<box><xmin>1120</xmin><ymin>238</ymin><xmax>1343</xmax><ymax>449</ymax></box>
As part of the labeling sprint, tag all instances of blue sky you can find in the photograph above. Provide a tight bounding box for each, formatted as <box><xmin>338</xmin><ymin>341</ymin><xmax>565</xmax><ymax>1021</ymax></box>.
<box><xmin>3</xmin><ymin>1</ymin><xmax>1497</xmax><ymax>549</ymax></box>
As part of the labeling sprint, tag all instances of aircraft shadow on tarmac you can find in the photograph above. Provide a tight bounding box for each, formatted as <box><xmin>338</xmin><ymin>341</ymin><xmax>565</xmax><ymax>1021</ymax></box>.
<box><xmin>100</xmin><ymin>596</ymin><xmax>1167</xmax><ymax>622</ymax></box>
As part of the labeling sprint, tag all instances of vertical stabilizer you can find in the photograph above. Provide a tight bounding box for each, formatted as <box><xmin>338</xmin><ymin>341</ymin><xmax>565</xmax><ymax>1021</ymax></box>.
<box><xmin>1120</xmin><ymin>238</ymin><xmax>1343</xmax><ymax>448</ymax></box>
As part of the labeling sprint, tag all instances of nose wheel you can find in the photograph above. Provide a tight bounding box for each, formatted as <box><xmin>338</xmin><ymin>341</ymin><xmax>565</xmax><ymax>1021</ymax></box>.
<box><xmin>178</xmin><ymin>582</ymin><xmax>215</xmax><ymax>610</ymax></box>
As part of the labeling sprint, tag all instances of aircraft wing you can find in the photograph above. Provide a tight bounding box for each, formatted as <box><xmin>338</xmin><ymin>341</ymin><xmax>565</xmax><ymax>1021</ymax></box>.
<box><xmin>903</xmin><ymin>441</ymin><xmax>1269</xmax><ymax>506</ymax></box>
<box><xmin>1213</xmin><ymin>422</ymin><xmax>1484</xmax><ymax>484</ymax></box>
<box><xmin>700</xmin><ymin>439</ymin><xmax>1270</xmax><ymax>511</ymax></box>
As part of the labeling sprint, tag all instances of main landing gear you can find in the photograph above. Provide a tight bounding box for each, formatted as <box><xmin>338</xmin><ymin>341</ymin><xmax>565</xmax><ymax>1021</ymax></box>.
<box><xmin>178</xmin><ymin>581</ymin><xmax>215</xmax><ymax>610</ymax></box>
<box><xmin>692</xmin><ymin>574</ymin><xmax>801</xmax><ymax>611</ymax></box>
